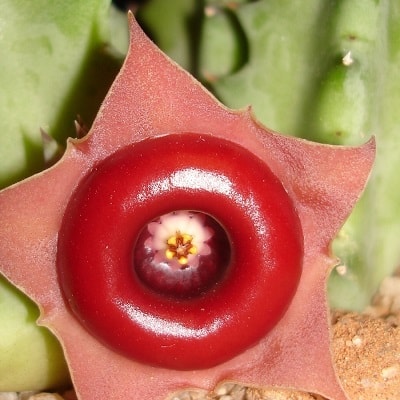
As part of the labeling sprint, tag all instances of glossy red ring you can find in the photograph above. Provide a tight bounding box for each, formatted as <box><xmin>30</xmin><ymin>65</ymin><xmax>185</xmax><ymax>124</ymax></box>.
<box><xmin>57</xmin><ymin>133</ymin><xmax>303</xmax><ymax>370</ymax></box>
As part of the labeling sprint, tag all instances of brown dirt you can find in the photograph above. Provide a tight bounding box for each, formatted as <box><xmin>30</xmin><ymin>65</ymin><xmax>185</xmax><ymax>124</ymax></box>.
<box><xmin>2</xmin><ymin>276</ymin><xmax>400</xmax><ymax>400</ymax></box>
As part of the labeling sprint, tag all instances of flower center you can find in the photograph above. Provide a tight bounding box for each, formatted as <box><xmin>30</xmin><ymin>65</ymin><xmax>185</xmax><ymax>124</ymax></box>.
<box><xmin>144</xmin><ymin>210</ymin><xmax>214</xmax><ymax>271</ymax></box>
<box><xmin>166</xmin><ymin>231</ymin><xmax>197</xmax><ymax>265</ymax></box>
<box><xmin>133</xmin><ymin>210</ymin><xmax>230</xmax><ymax>298</ymax></box>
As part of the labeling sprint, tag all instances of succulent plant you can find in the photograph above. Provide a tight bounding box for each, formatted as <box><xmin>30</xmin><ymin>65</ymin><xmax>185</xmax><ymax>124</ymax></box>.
<box><xmin>196</xmin><ymin>0</ymin><xmax>400</xmax><ymax>311</ymax></box>
<box><xmin>2</xmin><ymin>0</ymin><xmax>397</xmax><ymax>398</ymax></box>
<box><xmin>0</xmin><ymin>10</ymin><xmax>374</xmax><ymax>400</ymax></box>
<box><xmin>0</xmin><ymin>0</ymin><xmax>121</xmax><ymax>390</ymax></box>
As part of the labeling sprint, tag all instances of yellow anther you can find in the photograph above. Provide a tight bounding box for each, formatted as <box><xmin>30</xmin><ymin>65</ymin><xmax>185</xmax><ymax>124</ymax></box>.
<box><xmin>167</xmin><ymin>236</ymin><xmax>177</xmax><ymax>247</ymax></box>
<box><xmin>165</xmin><ymin>231</ymin><xmax>198</xmax><ymax>265</ymax></box>
<box><xmin>177</xmin><ymin>256</ymin><xmax>188</xmax><ymax>265</ymax></box>
<box><xmin>189</xmin><ymin>246</ymin><xmax>197</xmax><ymax>255</ymax></box>
<box><xmin>181</xmin><ymin>233</ymin><xmax>192</xmax><ymax>243</ymax></box>
<box><xmin>165</xmin><ymin>249</ymin><xmax>175</xmax><ymax>260</ymax></box>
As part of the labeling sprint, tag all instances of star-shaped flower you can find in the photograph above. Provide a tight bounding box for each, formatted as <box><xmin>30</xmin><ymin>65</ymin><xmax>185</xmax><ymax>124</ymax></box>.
<box><xmin>0</xmin><ymin>13</ymin><xmax>374</xmax><ymax>400</ymax></box>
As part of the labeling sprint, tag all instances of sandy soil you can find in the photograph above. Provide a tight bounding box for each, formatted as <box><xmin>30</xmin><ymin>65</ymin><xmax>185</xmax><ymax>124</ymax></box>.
<box><xmin>1</xmin><ymin>275</ymin><xmax>399</xmax><ymax>400</ymax></box>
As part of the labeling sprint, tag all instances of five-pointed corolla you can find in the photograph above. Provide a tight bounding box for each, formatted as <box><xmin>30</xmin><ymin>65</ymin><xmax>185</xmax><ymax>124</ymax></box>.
<box><xmin>0</xmin><ymin>13</ymin><xmax>375</xmax><ymax>400</ymax></box>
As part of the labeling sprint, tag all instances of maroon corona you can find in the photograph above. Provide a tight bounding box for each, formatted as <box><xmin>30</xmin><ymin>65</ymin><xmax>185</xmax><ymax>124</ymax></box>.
<box><xmin>57</xmin><ymin>133</ymin><xmax>303</xmax><ymax>370</ymax></box>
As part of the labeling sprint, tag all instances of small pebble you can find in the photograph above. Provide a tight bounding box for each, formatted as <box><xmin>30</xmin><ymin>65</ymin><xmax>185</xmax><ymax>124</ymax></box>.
<box><xmin>381</xmin><ymin>365</ymin><xmax>399</xmax><ymax>380</ymax></box>
<box><xmin>0</xmin><ymin>393</ymin><xmax>18</xmax><ymax>400</ymax></box>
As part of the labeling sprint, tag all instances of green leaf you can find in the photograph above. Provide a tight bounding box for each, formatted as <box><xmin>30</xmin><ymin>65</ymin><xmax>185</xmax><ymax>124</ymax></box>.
<box><xmin>0</xmin><ymin>0</ymin><xmax>122</xmax><ymax>189</ymax></box>
<box><xmin>201</xmin><ymin>0</ymin><xmax>400</xmax><ymax>310</ymax></box>
<box><xmin>201</xmin><ymin>0</ymin><xmax>328</xmax><ymax>136</ymax></box>
<box><xmin>0</xmin><ymin>0</ymin><xmax>124</xmax><ymax>390</ymax></box>
<box><xmin>136</xmin><ymin>0</ymin><xmax>201</xmax><ymax>73</ymax></box>
<box><xmin>0</xmin><ymin>276</ymin><xmax>70</xmax><ymax>391</ymax></box>
<box><xmin>329</xmin><ymin>0</ymin><xmax>400</xmax><ymax>310</ymax></box>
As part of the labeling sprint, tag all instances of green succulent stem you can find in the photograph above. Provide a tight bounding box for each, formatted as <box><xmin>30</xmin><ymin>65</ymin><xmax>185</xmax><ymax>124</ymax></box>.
<box><xmin>0</xmin><ymin>276</ymin><xmax>70</xmax><ymax>390</ymax></box>
<box><xmin>201</xmin><ymin>0</ymin><xmax>400</xmax><ymax>311</ymax></box>
<box><xmin>329</xmin><ymin>0</ymin><xmax>400</xmax><ymax>310</ymax></box>
<box><xmin>0</xmin><ymin>0</ymin><xmax>124</xmax><ymax>391</ymax></box>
